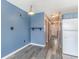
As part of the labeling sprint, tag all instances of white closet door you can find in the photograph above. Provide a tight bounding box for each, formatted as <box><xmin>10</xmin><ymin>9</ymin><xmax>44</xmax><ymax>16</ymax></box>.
<box><xmin>62</xmin><ymin>19</ymin><xmax>78</xmax><ymax>30</ymax></box>
<box><xmin>62</xmin><ymin>18</ymin><xmax>78</xmax><ymax>56</ymax></box>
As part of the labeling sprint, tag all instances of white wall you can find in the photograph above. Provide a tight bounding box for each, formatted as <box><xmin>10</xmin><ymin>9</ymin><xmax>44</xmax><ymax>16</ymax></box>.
<box><xmin>62</xmin><ymin>18</ymin><xmax>78</xmax><ymax>56</ymax></box>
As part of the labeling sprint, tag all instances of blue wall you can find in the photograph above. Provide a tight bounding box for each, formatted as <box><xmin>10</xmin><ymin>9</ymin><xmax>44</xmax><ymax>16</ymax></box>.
<box><xmin>2</xmin><ymin>0</ymin><xmax>78</xmax><ymax>57</ymax></box>
<box><xmin>30</xmin><ymin>13</ymin><xmax>45</xmax><ymax>45</ymax></box>
<box><xmin>62</xmin><ymin>12</ymin><xmax>78</xmax><ymax>19</ymax></box>
<box><xmin>1</xmin><ymin>0</ymin><xmax>30</xmax><ymax>57</ymax></box>
<box><xmin>30</xmin><ymin>12</ymin><xmax>78</xmax><ymax>45</ymax></box>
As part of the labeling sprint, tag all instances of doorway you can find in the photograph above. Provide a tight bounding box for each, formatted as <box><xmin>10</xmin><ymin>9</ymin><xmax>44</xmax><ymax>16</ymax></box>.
<box><xmin>44</xmin><ymin>12</ymin><xmax>62</xmax><ymax>59</ymax></box>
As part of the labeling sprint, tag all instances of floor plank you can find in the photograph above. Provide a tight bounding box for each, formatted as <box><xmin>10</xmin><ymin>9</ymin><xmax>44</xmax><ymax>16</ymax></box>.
<box><xmin>7</xmin><ymin>45</ymin><xmax>78</xmax><ymax>59</ymax></box>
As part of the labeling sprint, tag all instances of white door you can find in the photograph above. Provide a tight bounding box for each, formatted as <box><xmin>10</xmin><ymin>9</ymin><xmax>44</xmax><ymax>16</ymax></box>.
<box><xmin>62</xmin><ymin>18</ymin><xmax>78</xmax><ymax>56</ymax></box>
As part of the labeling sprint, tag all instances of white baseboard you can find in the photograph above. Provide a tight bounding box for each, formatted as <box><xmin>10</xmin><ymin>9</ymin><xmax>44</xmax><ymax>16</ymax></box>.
<box><xmin>63</xmin><ymin>52</ymin><xmax>78</xmax><ymax>57</ymax></box>
<box><xmin>2</xmin><ymin>43</ymin><xmax>31</xmax><ymax>59</ymax></box>
<box><xmin>1</xmin><ymin>43</ymin><xmax>45</xmax><ymax>59</ymax></box>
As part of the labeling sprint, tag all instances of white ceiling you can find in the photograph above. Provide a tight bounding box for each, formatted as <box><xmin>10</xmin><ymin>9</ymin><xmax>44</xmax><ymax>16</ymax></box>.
<box><xmin>7</xmin><ymin>0</ymin><xmax>78</xmax><ymax>14</ymax></box>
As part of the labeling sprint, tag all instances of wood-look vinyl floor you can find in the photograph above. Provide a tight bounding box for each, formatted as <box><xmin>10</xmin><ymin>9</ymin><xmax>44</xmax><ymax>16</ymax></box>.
<box><xmin>6</xmin><ymin>45</ymin><xmax>78</xmax><ymax>59</ymax></box>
